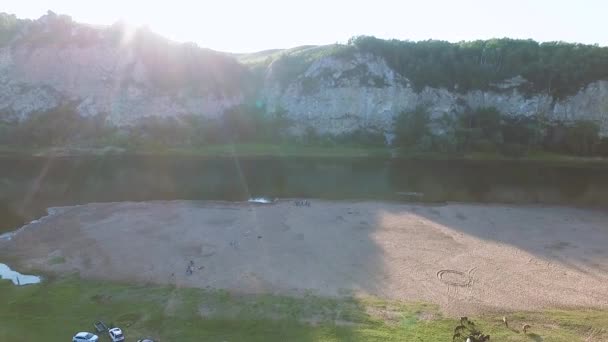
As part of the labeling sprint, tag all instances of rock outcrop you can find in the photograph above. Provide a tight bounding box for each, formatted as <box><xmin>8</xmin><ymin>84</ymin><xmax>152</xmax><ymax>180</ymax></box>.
<box><xmin>263</xmin><ymin>52</ymin><xmax>608</xmax><ymax>136</ymax></box>
<box><xmin>0</xmin><ymin>12</ymin><xmax>245</xmax><ymax>125</ymax></box>
<box><xmin>1</xmin><ymin>12</ymin><xmax>607</xmax><ymax>138</ymax></box>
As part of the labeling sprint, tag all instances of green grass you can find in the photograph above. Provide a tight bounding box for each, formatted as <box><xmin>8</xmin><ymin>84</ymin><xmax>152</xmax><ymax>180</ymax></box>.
<box><xmin>395</xmin><ymin>149</ymin><xmax>608</xmax><ymax>165</ymax></box>
<box><xmin>0</xmin><ymin>145</ymin><xmax>42</xmax><ymax>156</ymax></box>
<box><xmin>158</xmin><ymin>144</ymin><xmax>391</xmax><ymax>158</ymax></box>
<box><xmin>236</xmin><ymin>44</ymin><xmax>352</xmax><ymax>69</ymax></box>
<box><xmin>47</xmin><ymin>256</ymin><xmax>65</xmax><ymax>265</ymax></box>
<box><xmin>464</xmin><ymin>150</ymin><xmax>608</xmax><ymax>163</ymax></box>
<box><xmin>4</xmin><ymin>143</ymin><xmax>608</xmax><ymax>165</ymax></box>
<box><xmin>143</xmin><ymin>145</ymin><xmax>608</xmax><ymax>164</ymax></box>
<box><xmin>0</xmin><ymin>275</ymin><xmax>606</xmax><ymax>341</ymax></box>
<box><xmin>0</xmin><ymin>143</ymin><xmax>391</xmax><ymax>158</ymax></box>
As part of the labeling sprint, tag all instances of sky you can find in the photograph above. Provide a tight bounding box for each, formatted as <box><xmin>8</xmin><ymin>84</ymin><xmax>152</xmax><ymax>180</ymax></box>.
<box><xmin>4</xmin><ymin>0</ymin><xmax>607</xmax><ymax>52</ymax></box>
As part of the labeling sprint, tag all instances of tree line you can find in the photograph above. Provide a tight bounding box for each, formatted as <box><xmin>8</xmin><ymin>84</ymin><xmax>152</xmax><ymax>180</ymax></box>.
<box><xmin>349</xmin><ymin>36</ymin><xmax>608</xmax><ymax>98</ymax></box>
<box><xmin>393</xmin><ymin>107</ymin><xmax>608</xmax><ymax>157</ymax></box>
<box><xmin>4</xmin><ymin>104</ymin><xmax>605</xmax><ymax>158</ymax></box>
<box><xmin>0</xmin><ymin>105</ymin><xmax>289</xmax><ymax>149</ymax></box>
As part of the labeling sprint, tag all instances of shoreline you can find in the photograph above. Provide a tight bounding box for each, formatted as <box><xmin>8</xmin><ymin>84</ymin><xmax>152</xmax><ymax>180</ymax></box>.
<box><xmin>4</xmin><ymin>199</ymin><xmax>606</xmax><ymax>240</ymax></box>
<box><xmin>2</xmin><ymin>145</ymin><xmax>608</xmax><ymax>166</ymax></box>
<box><xmin>0</xmin><ymin>207</ymin><xmax>67</xmax><ymax>241</ymax></box>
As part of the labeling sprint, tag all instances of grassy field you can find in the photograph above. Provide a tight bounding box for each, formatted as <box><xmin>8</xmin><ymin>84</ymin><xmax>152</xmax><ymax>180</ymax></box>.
<box><xmin>0</xmin><ymin>275</ymin><xmax>606</xmax><ymax>341</ymax></box>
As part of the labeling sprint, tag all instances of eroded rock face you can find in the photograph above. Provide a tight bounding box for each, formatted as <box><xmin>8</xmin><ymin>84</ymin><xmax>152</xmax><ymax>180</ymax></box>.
<box><xmin>263</xmin><ymin>53</ymin><xmax>608</xmax><ymax>136</ymax></box>
<box><xmin>0</xmin><ymin>45</ymin><xmax>243</xmax><ymax>125</ymax></box>
<box><xmin>1</xmin><ymin>13</ymin><xmax>607</xmax><ymax>137</ymax></box>
<box><xmin>0</xmin><ymin>13</ymin><xmax>244</xmax><ymax>125</ymax></box>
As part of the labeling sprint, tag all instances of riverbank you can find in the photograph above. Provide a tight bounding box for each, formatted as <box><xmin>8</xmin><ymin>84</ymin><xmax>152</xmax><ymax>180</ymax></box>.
<box><xmin>2</xmin><ymin>200</ymin><xmax>607</xmax><ymax>316</ymax></box>
<box><xmin>2</xmin><ymin>144</ymin><xmax>608</xmax><ymax>164</ymax></box>
<box><xmin>0</xmin><ymin>144</ymin><xmax>391</xmax><ymax>158</ymax></box>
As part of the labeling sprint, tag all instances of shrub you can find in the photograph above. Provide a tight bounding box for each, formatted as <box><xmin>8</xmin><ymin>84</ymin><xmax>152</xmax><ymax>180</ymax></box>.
<box><xmin>6</xmin><ymin>105</ymin><xmax>115</xmax><ymax>147</ymax></box>
<box><xmin>597</xmin><ymin>137</ymin><xmax>608</xmax><ymax>157</ymax></box>
<box><xmin>499</xmin><ymin>142</ymin><xmax>527</xmax><ymax>158</ymax></box>
<box><xmin>564</xmin><ymin>120</ymin><xmax>600</xmax><ymax>156</ymax></box>
<box><xmin>336</xmin><ymin>129</ymin><xmax>386</xmax><ymax>146</ymax></box>
<box><xmin>501</xmin><ymin>116</ymin><xmax>541</xmax><ymax>147</ymax></box>
<box><xmin>471</xmin><ymin>139</ymin><xmax>497</xmax><ymax>153</ymax></box>
<box><xmin>460</xmin><ymin>107</ymin><xmax>503</xmax><ymax>144</ymax></box>
<box><xmin>394</xmin><ymin>107</ymin><xmax>431</xmax><ymax>148</ymax></box>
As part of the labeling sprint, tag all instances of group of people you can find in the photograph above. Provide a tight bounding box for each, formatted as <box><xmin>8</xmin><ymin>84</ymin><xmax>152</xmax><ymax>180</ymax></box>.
<box><xmin>186</xmin><ymin>260</ymin><xmax>194</xmax><ymax>275</ymax></box>
<box><xmin>294</xmin><ymin>200</ymin><xmax>311</xmax><ymax>207</ymax></box>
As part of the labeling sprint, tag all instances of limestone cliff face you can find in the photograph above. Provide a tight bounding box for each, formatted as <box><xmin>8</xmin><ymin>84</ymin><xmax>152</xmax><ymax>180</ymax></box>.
<box><xmin>1</xmin><ymin>13</ymin><xmax>607</xmax><ymax>138</ymax></box>
<box><xmin>262</xmin><ymin>53</ymin><xmax>608</xmax><ymax>136</ymax></box>
<box><xmin>0</xmin><ymin>13</ymin><xmax>244</xmax><ymax>125</ymax></box>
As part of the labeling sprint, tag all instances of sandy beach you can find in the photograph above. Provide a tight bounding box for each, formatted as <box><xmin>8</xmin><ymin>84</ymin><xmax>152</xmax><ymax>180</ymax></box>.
<box><xmin>2</xmin><ymin>200</ymin><xmax>608</xmax><ymax>315</ymax></box>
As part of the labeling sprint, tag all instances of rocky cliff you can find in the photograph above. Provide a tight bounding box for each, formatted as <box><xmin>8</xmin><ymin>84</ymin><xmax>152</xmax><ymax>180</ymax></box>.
<box><xmin>1</xmin><ymin>12</ymin><xmax>608</xmax><ymax>140</ymax></box>
<box><xmin>0</xmin><ymin>12</ymin><xmax>246</xmax><ymax>126</ymax></box>
<box><xmin>262</xmin><ymin>50</ymin><xmax>608</xmax><ymax>137</ymax></box>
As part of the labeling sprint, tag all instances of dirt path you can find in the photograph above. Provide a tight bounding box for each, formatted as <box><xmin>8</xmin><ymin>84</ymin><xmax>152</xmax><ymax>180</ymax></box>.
<box><xmin>2</xmin><ymin>200</ymin><xmax>608</xmax><ymax>315</ymax></box>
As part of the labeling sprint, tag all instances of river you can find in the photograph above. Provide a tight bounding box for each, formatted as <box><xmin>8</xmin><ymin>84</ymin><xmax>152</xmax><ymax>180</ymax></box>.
<box><xmin>1</xmin><ymin>155</ymin><xmax>607</xmax><ymax>232</ymax></box>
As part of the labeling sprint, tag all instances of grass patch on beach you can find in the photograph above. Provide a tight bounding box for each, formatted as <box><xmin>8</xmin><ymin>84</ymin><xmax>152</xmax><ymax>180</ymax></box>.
<box><xmin>47</xmin><ymin>256</ymin><xmax>66</xmax><ymax>265</ymax></box>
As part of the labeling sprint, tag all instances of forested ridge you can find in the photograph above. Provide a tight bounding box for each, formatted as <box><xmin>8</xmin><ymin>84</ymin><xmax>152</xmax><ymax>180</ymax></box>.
<box><xmin>349</xmin><ymin>36</ymin><xmax>608</xmax><ymax>98</ymax></box>
<box><xmin>4</xmin><ymin>12</ymin><xmax>608</xmax><ymax>98</ymax></box>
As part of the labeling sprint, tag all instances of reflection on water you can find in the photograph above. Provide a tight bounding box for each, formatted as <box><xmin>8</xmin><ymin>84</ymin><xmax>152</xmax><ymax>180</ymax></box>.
<box><xmin>0</xmin><ymin>263</ymin><xmax>41</xmax><ymax>285</ymax></box>
<box><xmin>1</xmin><ymin>156</ymin><xmax>607</xmax><ymax>232</ymax></box>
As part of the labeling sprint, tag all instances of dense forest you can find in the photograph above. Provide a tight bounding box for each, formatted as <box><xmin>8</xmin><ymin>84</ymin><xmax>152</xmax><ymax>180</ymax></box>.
<box><xmin>349</xmin><ymin>36</ymin><xmax>608</xmax><ymax>98</ymax></box>
<box><xmin>263</xmin><ymin>36</ymin><xmax>608</xmax><ymax>98</ymax></box>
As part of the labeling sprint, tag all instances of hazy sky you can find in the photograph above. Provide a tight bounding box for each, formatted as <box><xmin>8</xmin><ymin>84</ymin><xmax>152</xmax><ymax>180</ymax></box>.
<box><xmin>5</xmin><ymin>0</ymin><xmax>607</xmax><ymax>52</ymax></box>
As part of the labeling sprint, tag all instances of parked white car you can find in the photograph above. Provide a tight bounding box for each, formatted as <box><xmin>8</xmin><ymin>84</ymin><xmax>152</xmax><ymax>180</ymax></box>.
<box><xmin>108</xmin><ymin>327</ymin><xmax>125</xmax><ymax>342</ymax></box>
<box><xmin>72</xmin><ymin>332</ymin><xmax>99</xmax><ymax>342</ymax></box>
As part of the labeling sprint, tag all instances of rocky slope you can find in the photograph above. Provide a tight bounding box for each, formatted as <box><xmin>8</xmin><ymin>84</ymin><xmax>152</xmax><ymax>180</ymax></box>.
<box><xmin>1</xmin><ymin>12</ymin><xmax>607</xmax><ymax>139</ymax></box>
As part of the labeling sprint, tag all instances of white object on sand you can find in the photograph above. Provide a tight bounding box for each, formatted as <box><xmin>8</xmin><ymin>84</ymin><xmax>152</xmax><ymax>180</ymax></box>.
<box><xmin>248</xmin><ymin>197</ymin><xmax>274</xmax><ymax>204</ymax></box>
<box><xmin>0</xmin><ymin>263</ymin><xmax>41</xmax><ymax>285</ymax></box>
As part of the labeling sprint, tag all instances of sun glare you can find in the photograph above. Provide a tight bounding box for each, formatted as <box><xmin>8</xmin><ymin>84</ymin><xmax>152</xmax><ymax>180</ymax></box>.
<box><xmin>5</xmin><ymin>0</ymin><xmax>607</xmax><ymax>52</ymax></box>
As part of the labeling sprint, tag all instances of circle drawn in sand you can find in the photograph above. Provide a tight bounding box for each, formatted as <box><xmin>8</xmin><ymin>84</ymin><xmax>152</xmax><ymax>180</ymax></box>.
<box><xmin>437</xmin><ymin>269</ymin><xmax>471</xmax><ymax>287</ymax></box>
